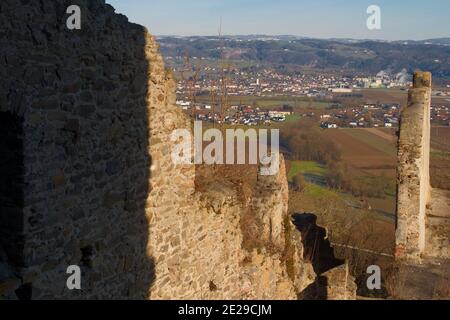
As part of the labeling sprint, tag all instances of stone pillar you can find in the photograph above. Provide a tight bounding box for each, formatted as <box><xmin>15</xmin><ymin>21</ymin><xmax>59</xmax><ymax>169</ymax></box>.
<box><xmin>396</xmin><ymin>71</ymin><xmax>432</xmax><ymax>261</ymax></box>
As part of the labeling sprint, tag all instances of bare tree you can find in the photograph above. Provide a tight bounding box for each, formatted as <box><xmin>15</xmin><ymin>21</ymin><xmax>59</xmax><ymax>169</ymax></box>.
<box><xmin>217</xmin><ymin>17</ymin><xmax>231</xmax><ymax>123</ymax></box>
<box><xmin>180</xmin><ymin>50</ymin><xmax>202</xmax><ymax>120</ymax></box>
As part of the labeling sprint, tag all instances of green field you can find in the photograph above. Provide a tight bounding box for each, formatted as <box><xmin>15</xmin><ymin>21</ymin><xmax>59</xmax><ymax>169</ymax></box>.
<box><xmin>285</xmin><ymin>114</ymin><xmax>302</xmax><ymax>123</ymax></box>
<box><xmin>303</xmin><ymin>183</ymin><xmax>338</xmax><ymax>199</ymax></box>
<box><xmin>288</xmin><ymin>161</ymin><xmax>346</xmax><ymax>203</ymax></box>
<box><xmin>288</xmin><ymin>161</ymin><xmax>328</xmax><ymax>181</ymax></box>
<box><xmin>431</xmin><ymin>150</ymin><xmax>450</xmax><ymax>157</ymax></box>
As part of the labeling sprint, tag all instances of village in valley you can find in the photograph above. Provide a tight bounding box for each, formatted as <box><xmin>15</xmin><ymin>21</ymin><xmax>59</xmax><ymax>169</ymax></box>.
<box><xmin>162</xmin><ymin>34</ymin><xmax>450</xmax><ymax>301</ymax></box>
<box><xmin>172</xmin><ymin>62</ymin><xmax>450</xmax><ymax>129</ymax></box>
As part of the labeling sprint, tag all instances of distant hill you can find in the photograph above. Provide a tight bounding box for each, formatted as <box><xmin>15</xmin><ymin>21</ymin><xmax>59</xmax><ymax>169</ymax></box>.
<box><xmin>419</xmin><ymin>38</ymin><xmax>450</xmax><ymax>46</ymax></box>
<box><xmin>157</xmin><ymin>36</ymin><xmax>450</xmax><ymax>80</ymax></box>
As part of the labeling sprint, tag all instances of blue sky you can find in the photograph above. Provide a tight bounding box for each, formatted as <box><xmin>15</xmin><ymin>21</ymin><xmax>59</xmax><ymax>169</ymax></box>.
<box><xmin>107</xmin><ymin>0</ymin><xmax>450</xmax><ymax>40</ymax></box>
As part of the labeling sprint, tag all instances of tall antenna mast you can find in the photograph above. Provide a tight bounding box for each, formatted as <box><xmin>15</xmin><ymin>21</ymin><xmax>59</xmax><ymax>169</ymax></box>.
<box><xmin>218</xmin><ymin>17</ymin><xmax>229</xmax><ymax>123</ymax></box>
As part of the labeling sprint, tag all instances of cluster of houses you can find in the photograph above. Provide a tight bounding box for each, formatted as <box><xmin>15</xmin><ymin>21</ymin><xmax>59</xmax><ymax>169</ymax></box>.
<box><xmin>320</xmin><ymin>103</ymin><xmax>450</xmax><ymax>129</ymax></box>
<box><xmin>173</xmin><ymin>58</ymin><xmax>414</xmax><ymax>99</ymax></box>
<box><xmin>176</xmin><ymin>99</ymin><xmax>449</xmax><ymax>129</ymax></box>
<box><xmin>174</xmin><ymin>66</ymin><xmax>361</xmax><ymax>98</ymax></box>
<box><xmin>193</xmin><ymin>105</ymin><xmax>293</xmax><ymax>126</ymax></box>
<box><xmin>431</xmin><ymin>105</ymin><xmax>450</xmax><ymax>126</ymax></box>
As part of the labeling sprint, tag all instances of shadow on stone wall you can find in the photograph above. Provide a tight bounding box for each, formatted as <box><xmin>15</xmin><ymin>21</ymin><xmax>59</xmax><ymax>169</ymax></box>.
<box><xmin>0</xmin><ymin>113</ymin><xmax>25</xmax><ymax>275</ymax></box>
<box><xmin>298</xmin><ymin>276</ymin><xmax>328</xmax><ymax>300</ymax></box>
<box><xmin>0</xmin><ymin>0</ymin><xmax>156</xmax><ymax>299</ymax></box>
<box><xmin>293</xmin><ymin>213</ymin><xmax>344</xmax><ymax>300</ymax></box>
<box><xmin>292</xmin><ymin>213</ymin><xmax>344</xmax><ymax>274</ymax></box>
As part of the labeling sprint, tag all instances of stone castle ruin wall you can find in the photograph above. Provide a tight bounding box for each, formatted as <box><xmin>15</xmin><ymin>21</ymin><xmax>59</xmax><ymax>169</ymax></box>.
<box><xmin>396</xmin><ymin>72</ymin><xmax>432</xmax><ymax>260</ymax></box>
<box><xmin>396</xmin><ymin>72</ymin><xmax>449</xmax><ymax>262</ymax></box>
<box><xmin>2</xmin><ymin>0</ymin><xmax>352</xmax><ymax>300</ymax></box>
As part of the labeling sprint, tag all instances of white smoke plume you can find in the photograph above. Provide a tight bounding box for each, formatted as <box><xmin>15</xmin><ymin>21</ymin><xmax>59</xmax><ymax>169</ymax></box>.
<box><xmin>395</xmin><ymin>68</ymin><xmax>411</xmax><ymax>84</ymax></box>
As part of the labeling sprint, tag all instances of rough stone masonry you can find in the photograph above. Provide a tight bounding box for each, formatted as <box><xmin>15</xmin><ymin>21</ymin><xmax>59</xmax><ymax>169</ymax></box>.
<box><xmin>396</xmin><ymin>71</ymin><xmax>450</xmax><ymax>262</ymax></box>
<box><xmin>0</xmin><ymin>0</ymin><xmax>357</xmax><ymax>300</ymax></box>
<box><xmin>396</xmin><ymin>72</ymin><xmax>433</xmax><ymax>261</ymax></box>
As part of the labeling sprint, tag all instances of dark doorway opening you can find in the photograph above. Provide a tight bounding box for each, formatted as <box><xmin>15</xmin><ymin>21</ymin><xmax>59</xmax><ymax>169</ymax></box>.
<box><xmin>0</xmin><ymin>111</ymin><xmax>25</xmax><ymax>268</ymax></box>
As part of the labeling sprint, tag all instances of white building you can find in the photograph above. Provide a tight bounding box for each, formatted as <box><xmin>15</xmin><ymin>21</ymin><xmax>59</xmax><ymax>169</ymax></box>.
<box><xmin>268</xmin><ymin>110</ymin><xmax>292</xmax><ymax>117</ymax></box>
<box><xmin>330</xmin><ymin>88</ymin><xmax>353</xmax><ymax>94</ymax></box>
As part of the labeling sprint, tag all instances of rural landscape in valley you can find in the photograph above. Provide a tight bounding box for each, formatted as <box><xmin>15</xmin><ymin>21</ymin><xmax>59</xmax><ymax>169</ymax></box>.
<box><xmin>167</xmin><ymin>42</ymin><xmax>450</xmax><ymax>295</ymax></box>
<box><xmin>159</xmin><ymin>31</ymin><xmax>450</xmax><ymax>298</ymax></box>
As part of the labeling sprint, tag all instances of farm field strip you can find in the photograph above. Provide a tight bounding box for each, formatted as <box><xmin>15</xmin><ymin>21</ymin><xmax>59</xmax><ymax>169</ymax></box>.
<box><xmin>363</xmin><ymin>128</ymin><xmax>397</xmax><ymax>143</ymax></box>
<box><xmin>340</xmin><ymin>128</ymin><xmax>397</xmax><ymax>156</ymax></box>
<box><xmin>322</xmin><ymin>129</ymin><xmax>396</xmax><ymax>170</ymax></box>
<box><xmin>431</xmin><ymin>126</ymin><xmax>450</xmax><ymax>152</ymax></box>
